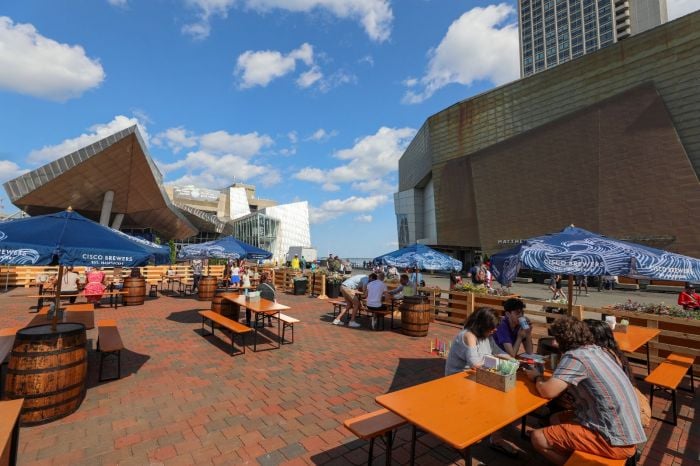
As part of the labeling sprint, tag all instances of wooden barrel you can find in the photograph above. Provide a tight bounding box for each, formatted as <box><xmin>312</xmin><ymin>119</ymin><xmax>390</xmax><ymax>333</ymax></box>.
<box><xmin>123</xmin><ymin>277</ymin><xmax>146</xmax><ymax>305</ymax></box>
<box><xmin>198</xmin><ymin>276</ymin><xmax>218</xmax><ymax>301</ymax></box>
<box><xmin>211</xmin><ymin>289</ymin><xmax>240</xmax><ymax>321</ymax></box>
<box><xmin>6</xmin><ymin>323</ymin><xmax>87</xmax><ymax>426</ymax></box>
<box><xmin>400</xmin><ymin>296</ymin><xmax>431</xmax><ymax>337</ymax></box>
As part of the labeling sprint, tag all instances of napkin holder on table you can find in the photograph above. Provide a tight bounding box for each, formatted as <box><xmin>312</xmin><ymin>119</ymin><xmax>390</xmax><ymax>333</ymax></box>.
<box><xmin>475</xmin><ymin>367</ymin><xmax>516</xmax><ymax>392</ymax></box>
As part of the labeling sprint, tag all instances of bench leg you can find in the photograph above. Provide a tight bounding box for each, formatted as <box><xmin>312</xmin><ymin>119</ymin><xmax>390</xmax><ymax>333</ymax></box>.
<box><xmin>368</xmin><ymin>437</ymin><xmax>374</xmax><ymax>466</ymax></box>
<box><xmin>410</xmin><ymin>424</ymin><xmax>416</xmax><ymax>466</ymax></box>
<box><xmin>99</xmin><ymin>350</ymin><xmax>121</xmax><ymax>382</ymax></box>
<box><xmin>649</xmin><ymin>385</ymin><xmax>678</xmax><ymax>426</ymax></box>
<box><xmin>672</xmin><ymin>389</ymin><xmax>677</xmax><ymax>426</ymax></box>
<box><xmin>384</xmin><ymin>431</ymin><xmax>393</xmax><ymax>466</ymax></box>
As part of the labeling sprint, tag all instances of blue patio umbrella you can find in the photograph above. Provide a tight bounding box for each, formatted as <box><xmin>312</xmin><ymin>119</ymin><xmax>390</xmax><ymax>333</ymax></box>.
<box><xmin>490</xmin><ymin>225</ymin><xmax>700</xmax><ymax>312</ymax></box>
<box><xmin>0</xmin><ymin>209</ymin><xmax>170</xmax><ymax>267</ymax></box>
<box><xmin>374</xmin><ymin>244</ymin><xmax>462</xmax><ymax>272</ymax></box>
<box><xmin>177</xmin><ymin>236</ymin><xmax>272</xmax><ymax>261</ymax></box>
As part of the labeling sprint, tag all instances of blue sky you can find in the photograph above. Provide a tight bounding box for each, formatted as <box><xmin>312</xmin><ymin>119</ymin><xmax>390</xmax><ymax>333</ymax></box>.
<box><xmin>0</xmin><ymin>0</ymin><xmax>696</xmax><ymax>258</ymax></box>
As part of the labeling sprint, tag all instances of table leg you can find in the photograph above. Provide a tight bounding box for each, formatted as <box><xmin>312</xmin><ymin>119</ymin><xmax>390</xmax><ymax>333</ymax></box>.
<box><xmin>10</xmin><ymin>416</ymin><xmax>19</xmax><ymax>466</ymax></box>
<box><xmin>277</xmin><ymin>311</ymin><xmax>281</xmax><ymax>349</ymax></box>
<box><xmin>410</xmin><ymin>424</ymin><xmax>416</xmax><ymax>466</ymax></box>
<box><xmin>521</xmin><ymin>415</ymin><xmax>528</xmax><ymax>439</ymax></box>
<box><xmin>253</xmin><ymin>312</ymin><xmax>259</xmax><ymax>352</ymax></box>
<box><xmin>460</xmin><ymin>445</ymin><xmax>472</xmax><ymax>465</ymax></box>
<box><xmin>646</xmin><ymin>343</ymin><xmax>651</xmax><ymax>375</ymax></box>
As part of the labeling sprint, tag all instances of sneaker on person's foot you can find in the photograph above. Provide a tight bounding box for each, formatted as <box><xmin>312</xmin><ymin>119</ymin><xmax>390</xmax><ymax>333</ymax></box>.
<box><xmin>332</xmin><ymin>319</ymin><xmax>342</xmax><ymax>325</ymax></box>
<box><xmin>348</xmin><ymin>321</ymin><xmax>361</xmax><ymax>328</ymax></box>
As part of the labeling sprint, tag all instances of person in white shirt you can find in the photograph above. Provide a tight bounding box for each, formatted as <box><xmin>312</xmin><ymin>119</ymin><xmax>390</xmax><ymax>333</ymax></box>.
<box><xmin>364</xmin><ymin>272</ymin><xmax>389</xmax><ymax>329</ymax></box>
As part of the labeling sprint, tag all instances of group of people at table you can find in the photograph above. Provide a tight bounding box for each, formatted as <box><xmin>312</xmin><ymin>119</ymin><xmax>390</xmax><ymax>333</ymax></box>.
<box><xmin>444</xmin><ymin>298</ymin><xmax>648</xmax><ymax>464</ymax></box>
<box><xmin>332</xmin><ymin>271</ymin><xmax>419</xmax><ymax>329</ymax></box>
<box><xmin>38</xmin><ymin>266</ymin><xmax>124</xmax><ymax>305</ymax></box>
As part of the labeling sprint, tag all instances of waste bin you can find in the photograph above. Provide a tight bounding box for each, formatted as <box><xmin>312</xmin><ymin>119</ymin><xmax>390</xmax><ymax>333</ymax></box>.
<box><xmin>293</xmin><ymin>278</ymin><xmax>308</xmax><ymax>295</ymax></box>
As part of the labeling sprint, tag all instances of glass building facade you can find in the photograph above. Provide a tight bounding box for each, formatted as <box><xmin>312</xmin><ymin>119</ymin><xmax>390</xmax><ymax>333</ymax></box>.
<box><xmin>230</xmin><ymin>213</ymin><xmax>280</xmax><ymax>254</ymax></box>
<box><xmin>520</xmin><ymin>0</ymin><xmax>668</xmax><ymax>77</ymax></box>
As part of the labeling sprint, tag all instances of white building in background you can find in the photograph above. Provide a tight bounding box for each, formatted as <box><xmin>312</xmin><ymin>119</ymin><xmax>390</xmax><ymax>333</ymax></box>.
<box><xmin>165</xmin><ymin>183</ymin><xmax>312</xmax><ymax>262</ymax></box>
<box><xmin>262</xmin><ymin>202</ymin><xmax>311</xmax><ymax>261</ymax></box>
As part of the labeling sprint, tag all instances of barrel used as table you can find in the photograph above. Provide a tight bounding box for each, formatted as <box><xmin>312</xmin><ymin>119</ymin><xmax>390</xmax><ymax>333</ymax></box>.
<box><xmin>211</xmin><ymin>289</ymin><xmax>240</xmax><ymax>321</ymax></box>
<box><xmin>400</xmin><ymin>296</ymin><xmax>431</xmax><ymax>337</ymax></box>
<box><xmin>198</xmin><ymin>276</ymin><xmax>218</xmax><ymax>301</ymax></box>
<box><xmin>123</xmin><ymin>277</ymin><xmax>146</xmax><ymax>305</ymax></box>
<box><xmin>5</xmin><ymin>323</ymin><xmax>87</xmax><ymax>426</ymax></box>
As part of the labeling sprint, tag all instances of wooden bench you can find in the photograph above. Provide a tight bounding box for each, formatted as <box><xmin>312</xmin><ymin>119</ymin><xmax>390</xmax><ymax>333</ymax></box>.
<box><xmin>343</xmin><ymin>409</ymin><xmax>406</xmax><ymax>466</ymax></box>
<box><xmin>198</xmin><ymin>310</ymin><xmax>253</xmax><ymax>356</ymax></box>
<box><xmin>645</xmin><ymin>353</ymin><xmax>695</xmax><ymax>425</ymax></box>
<box><xmin>328</xmin><ymin>298</ymin><xmax>347</xmax><ymax>318</ymax></box>
<box><xmin>0</xmin><ymin>328</ymin><xmax>19</xmax><ymax>398</ymax></box>
<box><xmin>97</xmin><ymin>319</ymin><xmax>125</xmax><ymax>382</ymax></box>
<box><xmin>278</xmin><ymin>313</ymin><xmax>299</xmax><ymax>344</ymax></box>
<box><xmin>645</xmin><ymin>284</ymin><xmax>684</xmax><ymax>293</ymax></box>
<box><xmin>612</xmin><ymin>282</ymin><xmax>639</xmax><ymax>291</ymax></box>
<box><xmin>514</xmin><ymin>277</ymin><xmax>533</xmax><ymax>283</ymax></box>
<box><xmin>565</xmin><ymin>450</ymin><xmax>626</xmax><ymax>465</ymax></box>
<box><xmin>361</xmin><ymin>301</ymin><xmax>393</xmax><ymax>331</ymax></box>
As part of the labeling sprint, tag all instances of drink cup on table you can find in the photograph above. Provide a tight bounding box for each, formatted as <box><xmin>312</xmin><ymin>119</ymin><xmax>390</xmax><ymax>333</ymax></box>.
<box><xmin>518</xmin><ymin>316</ymin><xmax>529</xmax><ymax>330</ymax></box>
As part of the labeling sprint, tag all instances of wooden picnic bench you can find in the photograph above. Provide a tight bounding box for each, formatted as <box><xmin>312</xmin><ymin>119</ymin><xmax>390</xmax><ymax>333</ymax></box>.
<box><xmin>0</xmin><ymin>399</ymin><xmax>23</xmax><ymax>466</ymax></box>
<box><xmin>645</xmin><ymin>353</ymin><xmax>695</xmax><ymax>425</ymax></box>
<box><xmin>97</xmin><ymin>319</ymin><xmax>124</xmax><ymax>382</ymax></box>
<box><xmin>198</xmin><ymin>310</ymin><xmax>252</xmax><ymax>356</ymax></box>
<box><xmin>0</xmin><ymin>328</ymin><xmax>19</xmax><ymax>399</ymax></box>
<box><xmin>278</xmin><ymin>313</ymin><xmax>299</xmax><ymax>344</ymax></box>
<box><xmin>25</xmin><ymin>290</ymin><xmax>128</xmax><ymax>309</ymax></box>
<box><xmin>564</xmin><ymin>450</ymin><xmax>626</xmax><ymax>465</ymax></box>
<box><xmin>343</xmin><ymin>409</ymin><xmax>406</xmax><ymax>466</ymax></box>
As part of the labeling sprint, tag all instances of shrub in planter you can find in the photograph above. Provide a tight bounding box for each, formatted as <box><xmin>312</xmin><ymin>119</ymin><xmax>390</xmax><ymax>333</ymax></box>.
<box><xmin>326</xmin><ymin>274</ymin><xmax>344</xmax><ymax>298</ymax></box>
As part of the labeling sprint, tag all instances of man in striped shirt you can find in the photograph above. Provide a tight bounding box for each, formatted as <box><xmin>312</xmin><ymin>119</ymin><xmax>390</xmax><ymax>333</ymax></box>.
<box><xmin>524</xmin><ymin>316</ymin><xmax>646</xmax><ymax>464</ymax></box>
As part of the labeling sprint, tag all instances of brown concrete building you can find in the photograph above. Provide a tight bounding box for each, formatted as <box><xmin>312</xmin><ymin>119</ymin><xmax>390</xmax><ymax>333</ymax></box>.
<box><xmin>396</xmin><ymin>11</ymin><xmax>700</xmax><ymax>265</ymax></box>
<box><xmin>3</xmin><ymin>126</ymin><xmax>197</xmax><ymax>240</ymax></box>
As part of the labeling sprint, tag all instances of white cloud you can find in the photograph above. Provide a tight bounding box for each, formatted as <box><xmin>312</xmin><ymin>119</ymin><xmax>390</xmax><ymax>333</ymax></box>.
<box><xmin>358</xmin><ymin>55</ymin><xmax>374</xmax><ymax>66</ymax></box>
<box><xmin>297</xmin><ymin>66</ymin><xmax>323</xmax><ymax>88</ymax></box>
<box><xmin>164</xmin><ymin>150</ymin><xmax>280</xmax><ymax>188</ymax></box>
<box><xmin>668</xmin><ymin>0</ymin><xmax>700</xmax><ymax>19</ymax></box>
<box><xmin>235</xmin><ymin>43</ymin><xmax>315</xmax><ymax>88</ymax></box>
<box><xmin>0</xmin><ymin>16</ymin><xmax>105</xmax><ymax>101</ymax></box>
<box><xmin>199</xmin><ymin>130</ymin><xmax>273</xmax><ymax>156</ymax></box>
<box><xmin>0</xmin><ymin>160</ymin><xmax>28</xmax><ymax>183</ymax></box>
<box><xmin>355</xmin><ymin>214</ymin><xmax>373</xmax><ymax>223</ymax></box>
<box><xmin>306</xmin><ymin>128</ymin><xmax>338</xmax><ymax>142</ymax></box>
<box><xmin>107</xmin><ymin>0</ymin><xmax>128</xmax><ymax>7</ymax></box>
<box><xmin>351</xmin><ymin>178</ymin><xmax>394</xmax><ymax>193</ymax></box>
<box><xmin>287</xmin><ymin>131</ymin><xmax>298</xmax><ymax>144</ymax></box>
<box><xmin>322</xmin><ymin>182</ymin><xmax>340</xmax><ymax>192</ymax></box>
<box><xmin>294</xmin><ymin>167</ymin><xmax>325</xmax><ymax>183</ymax></box>
<box><xmin>27</xmin><ymin>115</ymin><xmax>149</xmax><ymax>164</ymax></box>
<box><xmin>293</xmin><ymin>126</ymin><xmax>415</xmax><ymax>197</ymax></box>
<box><xmin>155</xmin><ymin>125</ymin><xmax>280</xmax><ymax>189</ymax></box>
<box><xmin>309</xmin><ymin>194</ymin><xmax>388</xmax><ymax>223</ymax></box>
<box><xmin>317</xmin><ymin>70</ymin><xmax>356</xmax><ymax>92</ymax></box>
<box><xmin>183</xmin><ymin>0</ymin><xmax>392</xmax><ymax>42</ymax></box>
<box><xmin>152</xmin><ymin>127</ymin><xmax>197</xmax><ymax>153</ymax></box>
<box><xmin>402</xmin><ymin>4</ymin><xmax>519</xmax><ymax>104</ymax></box>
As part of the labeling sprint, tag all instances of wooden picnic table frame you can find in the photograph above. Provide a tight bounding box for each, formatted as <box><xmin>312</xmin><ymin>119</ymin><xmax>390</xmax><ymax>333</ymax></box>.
<box><xmin>221</xmin><ymin>293</ymin><xmax>289</xmax><ymax>352</ymax></box>
<box><xmin>614</xmin><ymin>325</ymin><xmax>661</xmax><ymax>375</ymax></box>
<box><xmin>375</xmin><ymin>371</ymin><xmax>549</xmax><ymax>465</ymax></box>
<box><xmin>27</xmin><ymin>305</ymin><xmax>96</xmax><ymax>330</ymax></box>
<box><xmin>0</xmin><ymin>399</ymin><xmax>23</xmax><ymax>466</ymax></box>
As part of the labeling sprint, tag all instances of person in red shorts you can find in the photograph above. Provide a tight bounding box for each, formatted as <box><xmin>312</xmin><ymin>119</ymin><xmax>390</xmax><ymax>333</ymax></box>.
<box><xmin>678</xmin><ymin>284</ymin><xmax>700</xmax><ymax>310</ymax></box>
<box><xmin>523</xmin><ymin>316</ymin><xmax>645</xmax><ymax>464</ymax></box>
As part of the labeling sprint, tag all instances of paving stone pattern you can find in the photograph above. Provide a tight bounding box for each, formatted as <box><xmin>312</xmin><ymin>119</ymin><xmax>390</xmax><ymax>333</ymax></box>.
<box><xmin>1</xmin><ymin>289</ymin><xmax>696</xmax><ymax>465</ymax></box>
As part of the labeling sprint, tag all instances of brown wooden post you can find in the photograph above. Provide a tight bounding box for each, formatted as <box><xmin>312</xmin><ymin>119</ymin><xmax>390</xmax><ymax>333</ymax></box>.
<box><xmin>318</xmin><ymin>272</ymin><xmax>328</xmax><ymax>299</ymax></box>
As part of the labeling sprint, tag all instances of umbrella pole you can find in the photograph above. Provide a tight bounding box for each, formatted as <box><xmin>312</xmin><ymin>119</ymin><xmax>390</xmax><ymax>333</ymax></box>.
<box><xmin>52</xmin><ymin>265</ymin><xmax>65</xmax><ymax>331</ymax></box>
<box><xmin>567</xmin><ymin>274</ymin><xmax>574</xmax><ymax>316</ymax></box>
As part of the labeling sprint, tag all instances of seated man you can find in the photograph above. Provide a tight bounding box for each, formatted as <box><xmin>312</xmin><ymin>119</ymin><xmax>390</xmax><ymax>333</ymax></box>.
<box><xmin>388</xmin><ymin>273</ymin><xmax>410</xmax><ymax>299</ymax></box>
<box><xmin>364</xmin><ymin>272</ymin><xmax>388</xmax><ymax>329</ymax></box>
<box><xmin>333</xmin><ymin>274</ymin><xmax>368</xmax><ymax>328</ymax></box>
<box><xmin>524</xmin><ymin>316</ymin><xmax>645</xmax><ymax>464</ymax></box>
<box><xmin>678</xmin><ymin>284</ymin><xmax>700</xmax><ymax>310</ymax></box>
<box><xmin>251</xmin><ymin>273</ymin><xmax>275</xmax><ymax>326</ymax></box>
<box><xmin>493</xmin><ymin>298</ymin><xmax>534</xmax><ymax>357</ymax></box>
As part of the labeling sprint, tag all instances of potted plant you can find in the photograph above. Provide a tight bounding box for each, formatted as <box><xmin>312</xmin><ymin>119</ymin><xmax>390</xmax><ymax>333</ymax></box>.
<box><xmin>325</xmin><ymin>272</ymin><xmax>344</xmax><ymax>299</ymax></box>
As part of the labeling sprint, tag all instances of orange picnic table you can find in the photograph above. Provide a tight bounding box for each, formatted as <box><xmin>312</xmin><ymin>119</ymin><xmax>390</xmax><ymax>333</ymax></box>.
<box><xmin>614</xmin><ymin>325</ymin><xmax>661</xmax><ymax>374</ymax></box>
<box><xmin>375</xmin><ymin>371</ymin><xmax>549</xmax><ymax>464</ymax></box>
<box><xmin>221</xmin><ymin>293</ymin><xmax>289</xmax><ymax>351</ymax></box>
<box><xmin>26</xmin><ymin>304</ymin><xmax>96</xmax><ymax>330</ymax></box>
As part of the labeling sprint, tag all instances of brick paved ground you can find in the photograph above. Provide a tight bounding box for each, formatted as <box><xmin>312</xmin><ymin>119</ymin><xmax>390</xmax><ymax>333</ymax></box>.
<box><xmin>0</xmin><ymin>288</ymin><xmax>696</xmax><ymax>465</ymax></box>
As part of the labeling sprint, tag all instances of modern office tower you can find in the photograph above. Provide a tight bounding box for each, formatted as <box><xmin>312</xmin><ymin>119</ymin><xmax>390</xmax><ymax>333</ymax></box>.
<box><xmin>519</xmin><ymin>0</ymin><xmax>667</xmax><ymax>77</ymax></box>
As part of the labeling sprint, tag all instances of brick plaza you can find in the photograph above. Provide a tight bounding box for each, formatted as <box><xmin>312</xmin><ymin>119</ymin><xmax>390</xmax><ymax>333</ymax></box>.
<box><xmin>1</xmin><ymin>289</ymin><xmax>696</xmax><ymax>465</ymax></box>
